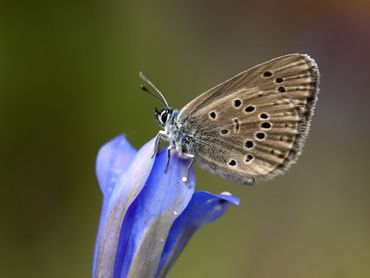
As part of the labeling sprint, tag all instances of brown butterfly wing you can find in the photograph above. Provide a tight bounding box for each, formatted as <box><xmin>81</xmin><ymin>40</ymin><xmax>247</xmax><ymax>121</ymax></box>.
<box><xmin>177</xmin><ymin>54</ymin><xmax>319</xmax><ymax>185</ymax></box>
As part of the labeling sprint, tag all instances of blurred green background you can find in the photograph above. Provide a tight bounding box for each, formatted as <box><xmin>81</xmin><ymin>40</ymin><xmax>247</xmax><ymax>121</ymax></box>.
<box><xmin>1</xmin><ymin>0</ymin><xmax>370</xmax><ymax>277</ymax></box>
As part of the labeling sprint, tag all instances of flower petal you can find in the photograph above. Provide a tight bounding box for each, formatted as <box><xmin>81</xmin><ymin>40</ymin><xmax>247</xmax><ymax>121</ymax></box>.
<box><xmin>96</xmin><ymin>134</ymin><xmax>137</xmax><ymax>196</ymax></box>
<box><xmin>93</xmin><ymin>137</ymin><xmax>156</xmax><ymax>278</ymax></box>
<box><xmin>156</xmin><ymin>191</ymin><xmax>239</xmax><ymax>277</ymax></box>
<box><xmin>113</xmin><ymin>147</ymin><xmax>195</xmax><ymax>278</ymax></box>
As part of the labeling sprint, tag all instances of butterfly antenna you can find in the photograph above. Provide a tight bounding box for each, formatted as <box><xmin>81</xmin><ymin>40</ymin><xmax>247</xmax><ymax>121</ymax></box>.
<box><xmin>139</xmin><ymin>72</ymin><xmax>169</xmax><ymax>108</ymax></box>
<box><xmin>140</xmin><ymin>85</ymin><xmax>164</xmax><ymax>103</ymax></box>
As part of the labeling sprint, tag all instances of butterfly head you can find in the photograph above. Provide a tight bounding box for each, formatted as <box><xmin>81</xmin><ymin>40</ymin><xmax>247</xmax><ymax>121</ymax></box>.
<box><xmin>155</xmin><ymin>107</ymin><xmax>174</xmax><ymax>127</ymax></box>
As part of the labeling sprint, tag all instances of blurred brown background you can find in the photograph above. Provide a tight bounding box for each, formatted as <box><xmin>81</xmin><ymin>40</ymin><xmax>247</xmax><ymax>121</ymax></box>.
<box><xmin>1</xmin><ymin>0</ymin><xmax>370</xmax><ymax>277</ymax></box>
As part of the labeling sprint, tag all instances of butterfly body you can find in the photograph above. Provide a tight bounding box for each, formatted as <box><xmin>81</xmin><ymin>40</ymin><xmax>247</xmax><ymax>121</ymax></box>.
<box><xmin>147</xmin><ymin>54</ymin><xmax>319</xmax><ymax>185</ymax></box>
<box><xmin>156</xmin><ymin>109</ymin><xmax>191</xmax><ymax>157</ymax></box>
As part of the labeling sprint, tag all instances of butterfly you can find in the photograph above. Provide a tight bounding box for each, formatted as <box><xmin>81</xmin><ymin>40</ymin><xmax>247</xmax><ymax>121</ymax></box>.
<box><xmin>140</xmin><ymin>54</ymin><xmax>319</xmax><ymax>185</ymax></box>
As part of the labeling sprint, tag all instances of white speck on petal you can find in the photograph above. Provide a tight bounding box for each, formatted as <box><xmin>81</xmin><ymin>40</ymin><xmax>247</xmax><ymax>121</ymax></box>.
<box><xmin>220</xmin><ymin>191</ymin><xmax>232</xmax><ymax>196</ymax></box>
<box><xmin>181</xmin><ymin>176</ymin><xmax>188</xmax><ymax>183</ymax></box>
<box><xmin>173</xmin><ymin>211</ymin><xmax>178</xmax><ymax>216</ymax></box>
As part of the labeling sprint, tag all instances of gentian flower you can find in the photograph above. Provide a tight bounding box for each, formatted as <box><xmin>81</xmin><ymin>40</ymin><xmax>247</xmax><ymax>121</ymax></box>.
<box><xmin>92</xmin><ymin>135</ymin><xmax>239</xmax><ymax>278</ymax></box>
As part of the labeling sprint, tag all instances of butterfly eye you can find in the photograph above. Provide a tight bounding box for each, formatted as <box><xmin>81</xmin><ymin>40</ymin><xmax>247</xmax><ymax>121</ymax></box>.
<box><xmin>160</xmin><ymin>110</ymin><xmax>169</xmax><ymax>125</ymax></box>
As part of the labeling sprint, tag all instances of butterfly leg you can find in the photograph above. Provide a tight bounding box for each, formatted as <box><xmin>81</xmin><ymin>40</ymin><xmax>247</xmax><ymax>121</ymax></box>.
<box><xmin>165</xmin><ymin>145</ymin><xmax>175</xmax><ymax>173</ymax></box>
<box><xmin>181</xmin><ymin>153</ymin><xmax>194</xmax><ymax>183</ymax></box>
<box><xmin>152</xmin><ymin>130</ymin><xmax>167</xmax><ymax>158</ymax></box>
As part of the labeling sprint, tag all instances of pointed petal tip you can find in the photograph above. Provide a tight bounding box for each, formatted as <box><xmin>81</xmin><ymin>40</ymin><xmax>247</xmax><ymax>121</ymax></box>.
<box><xmin>96</xmin><ymin>134</ymin><xmax>137</xmax><ymax>195</ymax></box>
<box><xmin>200</xmin><ymin>191</ymin><xmax>240</xmax><ymax>206</ymax></box>
<box><xmin>217</xmin><ymin>191</ymin><xmax>240</xmax><ymax>206</ymax></box>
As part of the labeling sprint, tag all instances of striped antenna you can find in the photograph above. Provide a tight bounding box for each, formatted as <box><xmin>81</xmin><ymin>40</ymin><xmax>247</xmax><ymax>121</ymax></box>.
<box><xmin>139</xmin><ymin>72</ymin><xmax>169</xmax><ymax>108</ymax></box>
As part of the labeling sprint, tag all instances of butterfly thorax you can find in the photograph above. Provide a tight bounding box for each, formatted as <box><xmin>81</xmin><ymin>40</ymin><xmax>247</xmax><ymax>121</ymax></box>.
<box><xmin>162</xmin><ymin>109</ymin><xmax>194</xmax><ymax>158</ymax></box>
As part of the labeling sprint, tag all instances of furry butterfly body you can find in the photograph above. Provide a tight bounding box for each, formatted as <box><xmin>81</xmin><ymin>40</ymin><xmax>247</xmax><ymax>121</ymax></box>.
<box><xmin>143</xmin><ymin>54</ymin><xmax>319</xmax><ymax>185</ymax></box>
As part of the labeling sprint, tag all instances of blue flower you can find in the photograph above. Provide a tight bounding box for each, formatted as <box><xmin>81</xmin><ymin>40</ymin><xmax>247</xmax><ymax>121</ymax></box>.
<box><xmin>92</xmin><ymin>135</ymin><xmax>239</xmax><ymax>278</ymax></box>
